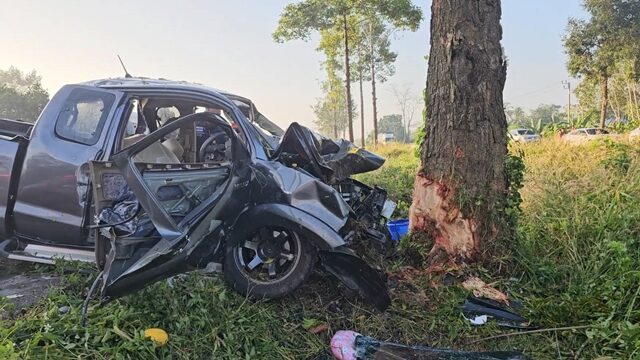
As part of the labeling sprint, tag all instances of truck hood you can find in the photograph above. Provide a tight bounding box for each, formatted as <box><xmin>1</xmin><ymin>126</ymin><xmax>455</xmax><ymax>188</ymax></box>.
<box><xmin>272</xmin><ymin>122</ymin><xmax>385</xmax><ymax>183</ymax></box>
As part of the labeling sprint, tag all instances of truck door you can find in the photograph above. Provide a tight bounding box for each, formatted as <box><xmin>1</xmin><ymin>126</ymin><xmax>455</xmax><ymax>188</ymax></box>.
<box><xmin>13</xmin><ymin>85</ymin><xmax>124</xmax><ymax>246</ymax></box>
<box><xmin>90</xmin><ymin>112</ymin><xmax>249</xmax><ymax>299</ymax></box>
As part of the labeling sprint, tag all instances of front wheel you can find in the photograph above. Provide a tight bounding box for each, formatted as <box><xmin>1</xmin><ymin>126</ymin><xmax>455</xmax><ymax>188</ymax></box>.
<box><xmin>223</xmin><ymin>227</ymin><xmax>317</xmax><ymax>299</ymax></box>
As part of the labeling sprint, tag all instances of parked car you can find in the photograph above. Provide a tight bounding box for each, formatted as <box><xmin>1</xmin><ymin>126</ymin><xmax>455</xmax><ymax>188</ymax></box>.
<box><xmin>0</xmin><ymin>77</ymin><xmax>393</xmax><ymax>311</ymax></box>
<box><xmin>563</xmin><ymin>128</ymin><xmax>612</xmax><ymax>143</ymax></box>
<box><xmin>508</xmin><ymin>129</ymin><xmax>541</xmax><ymax>143</ymax></box>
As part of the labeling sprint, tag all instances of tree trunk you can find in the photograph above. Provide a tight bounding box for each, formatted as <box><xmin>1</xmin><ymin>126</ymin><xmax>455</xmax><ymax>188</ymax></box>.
<box><xmin>409</xmin><ymin>0</ymin><xmax>508</xmax><ymax>264</ymax></box>
<box><xmin>343</xmin><ymin>15</ymin><xmax>354</xmax><ymax>142</ymax></box>
<box><xmin>627</xmin><ymin>80</ymin><xmax>637</xmax><ymax>122</ymax></box>
<box><xmin>333</xmin><ymin>108</ymin><xmax>338</xmax><ymax>139</ymax></box>
<box><xmin>627</xmin><ymin>79</ymin><xmax>640</xmax><ymax>122</ymax></box>
<box><xmin>359</xmin><ymin>71</ymin><xmax>365</xmax><ymax>148</ymax></box>
<box><xmin>633</xmin><ymin>83</ymin><xmax>640</xmax><ymax>122</ymax></box>
<box><xmin>600</xmin><ymin>77</ymin><xmax>609</xmax><ymax>128</ymax></box>
<box><xmin>370</xmin><ymin>22</ymin><xmax>379</xmax><ymax>146</ymax></box>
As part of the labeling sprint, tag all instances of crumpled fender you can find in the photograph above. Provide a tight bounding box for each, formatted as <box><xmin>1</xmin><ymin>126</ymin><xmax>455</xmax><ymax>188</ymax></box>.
<box><xmin>319</xmin><ymin>249</ymin><xmax>391</xmax><ymax>312</ymax></box>
<box><xmin>226</xmin><ymin>203</ymin><xmax>346</xmax><ymax>250</ymax></box>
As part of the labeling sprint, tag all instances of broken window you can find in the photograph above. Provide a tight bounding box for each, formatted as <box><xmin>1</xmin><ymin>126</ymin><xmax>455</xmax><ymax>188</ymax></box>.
<box><xmin>55</xmin><ymin>88</ymin><xmax>115</xmax><ymax>145</ymax></box>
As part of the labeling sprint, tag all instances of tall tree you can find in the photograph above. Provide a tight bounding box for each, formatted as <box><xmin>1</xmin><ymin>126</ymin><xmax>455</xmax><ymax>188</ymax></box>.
<box><xmin>312</xmin><ymin>87</ymin><xmax>349</xmax><ymax>138</ymax></box>
<box><xmin>390</xmin><ymin>84</ymin><xmax>420</xmax><ymax>142</ymax></box>
<box><xmin>410</xmin><ymin>0</ymin><xmax>508</xmax><ymax>264</ymax></box>
<box><xmin>564</xmin><ymin>0</ymin><xmax>640</xmax><ymax>128</ymax></box>
<box><xmin>0</xmin><ymin>66</ymin><xmax>49</xmax><ymax>122</ymax></box>
<box><xmin>273</xmin><ymin>0</ymin><xmax>421</xmax><ymax>142</ymax></box>
<box><xmin>504</xmin><ymin>104</ymin><xmax>527</xmax><ymax>127</ymax></box>
<box><xmin>273</xmin><ymin>0</ymin><xmax>358</xmax><ymax>141</ymax></box>
<box><xmin>359</xmin><ymin>4</ymin><xmax>421</xmax><ymax>145</ymax></box>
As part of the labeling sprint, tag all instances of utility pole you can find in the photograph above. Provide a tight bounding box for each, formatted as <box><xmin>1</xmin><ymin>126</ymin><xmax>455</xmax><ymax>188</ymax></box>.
<box><xmin>562</xmin><ymin>80</ymin><xmax>571</xmax><ymax>122</ymax></box>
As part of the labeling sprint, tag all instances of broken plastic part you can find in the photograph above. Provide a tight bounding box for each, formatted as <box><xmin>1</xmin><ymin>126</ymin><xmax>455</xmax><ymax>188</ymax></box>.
<box><xmin>461</xmin><ymin>296</ymin><xmax>531</xmax><ymax>329</ymax></box>
<box><xmin>319</xmin><ymin>250</ymin><xmax>390</xmax><ymax>311</ymax></box>
<box><xmin>96</xmin><ymin>190</ymin><xmax>140</xmax><ymax>235</ymax></box>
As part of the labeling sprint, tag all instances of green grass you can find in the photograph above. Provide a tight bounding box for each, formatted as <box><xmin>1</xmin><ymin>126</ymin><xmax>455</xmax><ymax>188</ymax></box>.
<box><xmin>1</xmin><ymin>138</ymin><xmax>639</xmax><ymax>359</ymax></box>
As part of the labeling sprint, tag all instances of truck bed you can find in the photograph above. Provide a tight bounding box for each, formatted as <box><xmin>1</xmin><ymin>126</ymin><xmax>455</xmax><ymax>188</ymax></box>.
<box><xmin>0</xmin><ymin>118</ymin><xmax>34</xmax><ymax>139</ymax></box>
<box><xmin>0</xmin><ymin>119</ymin><xmax>31</xmax><ymax>236</ymax></box>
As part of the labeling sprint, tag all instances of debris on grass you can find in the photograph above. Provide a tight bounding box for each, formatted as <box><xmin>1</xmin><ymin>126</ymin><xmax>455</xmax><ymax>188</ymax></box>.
<box><xmin>144</xmin><ymin>327</ymin><xmax>169</xmax><ymax>346</ymax></box>
<box><xmin>329</xmin><ymin>330</ymin><xmax>529</xmax><ymax>360</ymax></box>
<box><xmin>309</xmin><ymin>323</ymin><xmax>329</xmax><ymax>335</ymax></box>
<box><xmin>461</xmin><ymin>296</ymin><xmax>530</xmax><ymax>329</ymax></box>
<box><xmin>461</xmin><ymin>277</ymin><xmax>509</xmax><ymax>304</ymax></box>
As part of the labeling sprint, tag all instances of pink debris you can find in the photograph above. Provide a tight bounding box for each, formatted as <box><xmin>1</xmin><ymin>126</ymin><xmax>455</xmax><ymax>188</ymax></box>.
<box><xmin>330</xmin><ymin>330</ymin><xmax>360</xmax><ymax>360</ymax></box>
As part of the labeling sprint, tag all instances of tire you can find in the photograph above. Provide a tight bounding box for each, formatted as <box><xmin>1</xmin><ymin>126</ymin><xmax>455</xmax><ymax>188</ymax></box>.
<box><xmin>223</xmin><ymin>227</ymin><xmax>317</xmax><ymax>299</ymax></box>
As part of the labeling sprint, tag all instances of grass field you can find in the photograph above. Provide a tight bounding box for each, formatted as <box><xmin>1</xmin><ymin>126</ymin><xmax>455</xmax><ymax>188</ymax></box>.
<box><xmin>1</xmin><ymin>137</ymin><xmax>639</xmax><ymax>359</ymax></box>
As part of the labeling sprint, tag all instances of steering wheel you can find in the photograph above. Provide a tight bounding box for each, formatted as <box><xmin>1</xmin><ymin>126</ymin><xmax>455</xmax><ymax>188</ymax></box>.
<box><xmin>198</xmin><ymin>130</ymin><xmax>228</xmax><ymax>162</ymax></box>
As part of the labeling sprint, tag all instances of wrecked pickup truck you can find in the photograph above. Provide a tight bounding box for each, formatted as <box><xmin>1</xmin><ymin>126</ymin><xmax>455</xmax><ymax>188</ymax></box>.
<box><xmin>0</xmin><ymin>78</ymin><xmax>394</xmax><ymax>310</ymax></box>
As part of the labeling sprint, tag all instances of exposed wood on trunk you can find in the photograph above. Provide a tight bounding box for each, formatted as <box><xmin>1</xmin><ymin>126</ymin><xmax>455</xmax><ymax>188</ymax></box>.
<box><xmin>410</xmin><ymin>0</ymin><xmax>508</xmax><ymax>263</ymax></box>
<box><xmin>343</xmin><ymin>14</ymin><xmax>354</xmax><ymax>142</ymax></box>
<box><xmin>600</xmin><ymin>77</ymin><xmax>609</xmax><ymax>128</ymax></box>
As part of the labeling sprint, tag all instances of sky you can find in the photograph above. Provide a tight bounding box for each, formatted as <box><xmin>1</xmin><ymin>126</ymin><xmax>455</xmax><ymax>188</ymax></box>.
<box><xmin>0</xmin><ymin>0</ymin><xmax>588</xmax><ymax>134</ymax></box>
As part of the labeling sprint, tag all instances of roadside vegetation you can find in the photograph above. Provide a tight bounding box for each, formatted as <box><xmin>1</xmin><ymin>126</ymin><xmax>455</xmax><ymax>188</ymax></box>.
<box><xmin>1</xmin><ymin>136</ymin><xmax>638</xmax><ymax>359</ymax></box>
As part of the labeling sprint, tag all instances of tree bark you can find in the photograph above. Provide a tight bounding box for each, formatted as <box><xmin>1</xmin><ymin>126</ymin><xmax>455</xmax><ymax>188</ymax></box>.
<box><xmin>343</xmin><ymin>15</ymin><xmax>354</xmax><ymax>142</ymax></box>
<box><xmin>359</xmin><ymin>71</ymin><xmax>365</xmax><ymax>148</ymax></box>
<box><xmin>370</xmin><ymin>22</ymin><xmax>379</xmax><ymax>146</ymax></box>
<box><xmin>599</xmin><ymin>77</ymin><xmax>609</xmax><ymax>128</ymax></box>
<box><xmin>409</xmin><ymin>0</ymin><xmax>508</xmax><ymax>264</ymax></box>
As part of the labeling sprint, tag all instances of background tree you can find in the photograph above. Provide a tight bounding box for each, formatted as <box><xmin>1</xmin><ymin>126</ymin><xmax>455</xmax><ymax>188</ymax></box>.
<box><xmin>390</xmin><ymin>83</ymin><xmax>419</xmax><ymax>142</ymax></box>
<box><xmin>0</xmin><ymin>66</ymin><xmax>49</xmax><ymax>122</ymax></box>
<box><xmin>312</xmin><ymin>88</ymin><xmax>349</xmax><ymax>138</ymax></box>
<box><xmin>504</xmin><ymin>104</ymin><xmax>526</xmax><ymax>126</ymax></box>
<box><xmin>348</xmin><ymin>17</ymin><xmax>370</xmax><ymax>147</ymax></box>
<box><xmin>274</xmin><ymin>0</ymin><xmax>359</xmax><ymax>141</ymax></box>
<box><xmin>410</xmin><ymin>0</ymin><xmax>509</xmax><ymax>264</ymax></box>
<box><xmin>528</xmin><ymin>104</ymin><xmax>565</xmax><ymax>127</ymax></box>
<box><xmin>273</xmin><ymin>0</ymin><xmax>421</xmax><ymax>142</ymax></box>
<box><xmin>359</xmin><ymin>2</ymin><xmax>421</xmax><ymax>145</ymax></box>
<box><xmin>362</xmin><ymin>17</ymin><xmax>397</xmax><ymax>146</ymax></box>
<box><xmin>564</xmin><ymin>0</ymin><xmax>640</xmax><ymax>128</ymax></box>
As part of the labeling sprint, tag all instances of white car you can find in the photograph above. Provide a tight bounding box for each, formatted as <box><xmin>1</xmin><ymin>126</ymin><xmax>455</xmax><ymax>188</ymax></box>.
<box><xmin>509</xmin><ymin>129</ymin><xmax>541</xmax><ymax>143</ymax></box>
<box><xmin>563</xmin><ymin>128</ymin><xmax>612</xmax><ymax>143</ymax></box>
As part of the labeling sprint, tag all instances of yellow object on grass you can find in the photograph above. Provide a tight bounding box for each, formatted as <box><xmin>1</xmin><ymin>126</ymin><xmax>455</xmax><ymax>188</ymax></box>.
<box><xmin>144</xmin><ymin>328</ymin><xmax>169</xmax><ymax>346</ymax></box>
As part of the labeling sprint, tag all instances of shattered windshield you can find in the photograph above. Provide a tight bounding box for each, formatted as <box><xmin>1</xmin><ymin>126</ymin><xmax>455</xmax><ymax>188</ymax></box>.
<box><xmin>249</xmin><ymin>121</ymin><xmax>279</xmax><ymax>157</ymax></box>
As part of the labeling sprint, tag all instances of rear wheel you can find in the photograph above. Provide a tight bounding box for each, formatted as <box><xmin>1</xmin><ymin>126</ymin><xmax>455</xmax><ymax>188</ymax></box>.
<box><xmin>224</xmin><ymin>227</ymin><xmax>316</xmax><ymax>298</ymax></box>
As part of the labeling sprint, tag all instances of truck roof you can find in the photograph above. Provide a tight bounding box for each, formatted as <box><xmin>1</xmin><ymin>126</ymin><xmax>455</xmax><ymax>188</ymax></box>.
<box><xmin>80</xmin><ymin>77</ymin><xmax>285</xmax><ymax>136</ymax></box>
<box><xmin>79</xmin><ymin>77</ymin><xmax>238</xmax><ymax>99</ymax></box>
